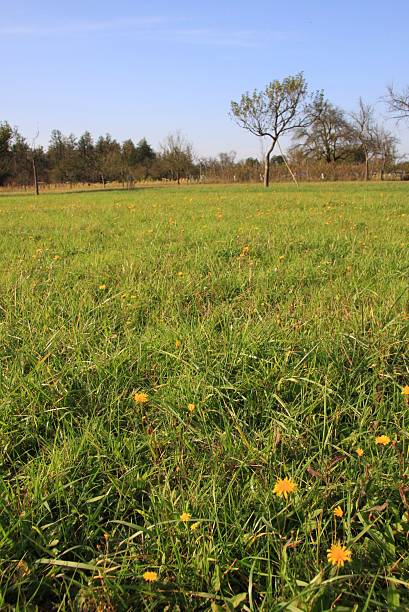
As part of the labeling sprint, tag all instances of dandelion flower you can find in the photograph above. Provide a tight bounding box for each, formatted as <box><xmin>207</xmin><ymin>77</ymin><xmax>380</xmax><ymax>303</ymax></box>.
<box><xmin>334</xmin><ymin>506</ymin><xmax>344</xmax><ymax>518</ymax></box>
<box><xmin>327</xmin><ymin>542</ymin><xmax>352</xmax><ymax>567</ymax></box>
<box><xmin>175</xmin><ymin>339</ymin><xmax>181</xmax><ymax>349</ymax></box>
<box><xmin>134</xmin><ymin>392</ymin><xmax>149</xmax><ymax>404</ymax></box>
<box><xmin>273</xmin><ymin>477</ymin><xmax>296</xmax><ymax>499</ymax></box>
<box><xmin>143</xmin><ymin>571</ymin><xmax>158</xmax><ymax>582</ymax></box>
<box><xmin>356</xmin><ymin>448</ymin><xmax>364</xmax><ymax>457</ymax></box>
<box><xmin>402</xmin><ymin>385</ymin><xmax>409</xmax><ymax>396</ymax></box>
<box><xmin>375</xmin><ymin>435</ymin><xmax>390</xmax><ymax>446</ymax></box>
<box><xmin>180</xmin><ymin>512</ymin><xmax>191</xmax><ymax>522</ymax></box>
<box><xmin>190</xmin><ymin>521</ymin><xmax>200</xmax><ymax>531</ymax></box>
<box><xmin>98</xmin><ymin>284</ymin><xmax>106</xmax><ymax>290</ymax></box>
<box><xmin>187</xmin><ymin>403</ymin><xmax>195</xmax><ymax>413</ymax></box>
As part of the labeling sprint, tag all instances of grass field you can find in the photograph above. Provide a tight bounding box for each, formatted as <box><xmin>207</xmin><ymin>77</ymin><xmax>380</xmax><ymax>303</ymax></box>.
<box><xmin>0</xmin><ymin>182</ymin><xmax>408</xmax><ymax>611</ymax></box>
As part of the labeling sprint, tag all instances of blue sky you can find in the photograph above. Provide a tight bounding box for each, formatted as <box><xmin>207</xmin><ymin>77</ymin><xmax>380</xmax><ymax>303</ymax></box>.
<box><xmin>2</xmin><ymin>0</ymin><xmax>408</xmax><ymax>158</ymax></box>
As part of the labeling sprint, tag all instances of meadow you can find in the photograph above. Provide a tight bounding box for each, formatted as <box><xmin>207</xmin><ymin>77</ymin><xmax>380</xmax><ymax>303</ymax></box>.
<box><xmin>0</xmin><ymin>182</ymin><xmax>408</xmax><ymax>611</ymax></box>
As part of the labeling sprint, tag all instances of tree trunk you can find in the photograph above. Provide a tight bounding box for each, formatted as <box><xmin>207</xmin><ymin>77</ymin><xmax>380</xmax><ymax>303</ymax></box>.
<box><xmin>32</xmin><ymin>156</ymin><xmax>39</xmax><ymax>196</ymax></box>
<box><xmin>364</xmin><ymin>153</ymin><xmax>370</xmax><ymax>181</ymax></box>
<box><xmin>263</xmin><ymin>140</ymin><xmax>276</xmax><ymax>188</ymax></box>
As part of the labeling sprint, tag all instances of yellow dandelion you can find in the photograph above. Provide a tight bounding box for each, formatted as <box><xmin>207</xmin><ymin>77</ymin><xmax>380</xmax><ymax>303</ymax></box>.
<box><xmin>187</xmin><ymin>403</ymin><xmax>195</xmax><ymax>413</ymax></box>
<box><xmin>177</xmin><ymin>271</ymin><xmax>183</xmax><ymax>277</ymax></box>
<box><xmin>356</xmin><ymin>448</ymin><xmax>364</xmax><ymax>457</ymax></box>
<box><xmin>190</xmin><ymin>521</ymin><xmax>200</xmax><ymax>531</ymax></box>
<box><xmin>180</xmin><ymin>512</ymin><xmax>191</xmax><ymax>522</ymax></box>
<box><xmin>375</xmin><ymin>435</ymin><xmax>390</xmax><ymax>446</ymax></box>
<box><xmin>333</xmin><ymin>506</ymin><xmax>344</xmax><ymax>518</ymax></box>
<box><xmin>175</xmin><ymin>339</ymin><xmax>181</xmax><ymax>349</ymax></box>
<box><xmin>273</xmin><ymin>477</ymin><xmax>296</xmax><ymax>499</ymax></box>
<box><xmin>98</xmin><ymin>284</ymin><xmax>106</xmax><ymax>290</ymax></box>
<box><xmin>133</xmin><ymin>392</ymin><xmax>149</xmax><ymax>404</ymax></box>
<box><xmin>402</xmin><ymin>385</ymin><xmax>409</xmax><ymax>396</ymax></box>
<box><xmin>143</xmin><ymin>571</ymin><xmax>158</xmax><ymax>582</ymax></box>
<box><xmin>327</xmin><ymin>542</ymin><xmax>352</xmax><ymax>567</ymax></box>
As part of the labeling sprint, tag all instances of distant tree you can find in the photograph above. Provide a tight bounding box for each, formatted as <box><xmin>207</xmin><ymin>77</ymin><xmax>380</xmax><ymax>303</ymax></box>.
<box><xmin>134</xmin><ymin>138</ymin><xmax>156</xmax><ymax>179</ymax></box>
<box><xmin>271</xmin><ymin>155</ymin><xmax>285</xmax><ymax>164</ymax></box>
<box><xmin>0</xmin><ymin>121</ymin><xmax>13</xmax><ymax>185</ymax></box>
<box><xmin>121</xmin><ymin>139</ymin><xmax>138</xmax><ymax>185</ymax></box>
<box><xmin>386</xmin><ymin>84</ymin><xmax>409</xmax><ymax>120</ymax></box>
<box><xmin>10</xmin><ymin>131</ymin><xmax>32</xmax><ymax>185</ymax></box>
<box><xmin>350</xmin><ymin>99</ymin><xmax>378</xmax><ymax>181</ymax></box>
<box><xmin>95</xmin><ymin>134</ymin><xmax>122</xmax><ymax>185</ymax></box>
<box><xmin>48</xmin><ymin>130</ymin><xmax>79</xmax><ymax>183</ymax></box>
<box><xmin>230</xmin><ymin>73</ymin><xmax>313</xmax><ymax>187</ymax></box>
<box><xmin>293</xmin><ymin>94</ymin><xmax>352</xmax><ymax>163</ymax></box>
<box><xmin>161</xmin><ymin>132</ymin><xmax>194</xmax><ymax>183</ymax></box>
<box><xmin>372</xmin><ymin>126</ymin><xmax>398</xmax><ymax>180</ymax></box>
<box><xmin>76</xmin><ymin>131</ymin><xmax>97</xmax><ymax>182</ymax></box>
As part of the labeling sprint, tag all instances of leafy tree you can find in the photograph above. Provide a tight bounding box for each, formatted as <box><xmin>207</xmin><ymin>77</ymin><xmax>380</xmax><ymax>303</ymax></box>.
<box><xmin>76</xmin><ymin>131</ymin><xmax>97</xmax><ymax>182</ymax></box>
<box><xmin>95</xmin><ymin>134</ymin><xmax>122</xmax><ymax>185</ymax></box>
<box><xmin>0</xmin><ymin>121</ymin><xmax>13</xmax><ymax>185</ymax></box>
<box><xmin>134</xmin><ymin>138</ymin><xmax>156</xmax><ymax>180</ymax></box>
<box><xmin>230</xmin><ymin>73</ymin><xmax>312</xmax><ymax>187</ymax></box>
<box><xmin>48</xmin><ymin>130</ymin><xmax>79</xmax><ymax>183</ymax></box>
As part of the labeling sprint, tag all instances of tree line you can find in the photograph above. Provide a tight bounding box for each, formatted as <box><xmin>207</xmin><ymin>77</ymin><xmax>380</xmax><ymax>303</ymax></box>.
<box><xmin>0</xmin><ymin>128</ymin><xmax>199</xmax><ymax>188</ymax></box>
<box><xmin>1</xmin><ymin>77</ymin><xmax>408</xmax><ymax>190</ymax></box>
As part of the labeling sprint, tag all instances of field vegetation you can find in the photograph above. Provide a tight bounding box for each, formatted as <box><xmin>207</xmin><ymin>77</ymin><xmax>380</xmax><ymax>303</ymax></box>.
<box><xmin>0</xmin><ymin>182</ymin><xmax>408</xmax><ymax>610</ymax></box>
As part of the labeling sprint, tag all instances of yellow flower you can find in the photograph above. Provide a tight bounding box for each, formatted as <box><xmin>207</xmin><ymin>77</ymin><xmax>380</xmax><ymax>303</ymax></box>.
<box><xmin>180</xmin><ymin>512</ymin><xmax>191</xmax><ymax>522</ymax></box>
<box><xmin>375</xmin><ymin>435</ymin><xmax>390</xmax><ymax>446</ymax></box>
<box><xmin>133</xmin><ymin>392</ymin><xmax>149</xmax><ymax>404</ymax></box>
<box><xmin>98</xmin><ymin>284</ymin><xmax>106</xmax><ymax>290</ymax></box>
<box><xmin>175</xmin><ymin>339</ymin><xmax>181</xmax><ymax>349</ymax></box>
<box><xmin>327</xmin><ymin>542</ymin><xmax>352</xmax><ymax>567</ymax></box>
<box><xmin>190</xmin><ymin>521</ymin><xmax>200</xmax><ymax>531</ymax></box>
<box><xmin>143</xmin><ymin>571</ymin><xmax>158</xmax><ymax>582</ymax></box>
<box><xmin>402</xmin><ymin>385</ymin><xmax>409</xmax><ymax>396</ymax></box>
<box><xmin>356</xmin><ymin>448</ymin><xmax>364</xmax><ymax>457</ymax></box>
<box><xmin>333</xmin><ymin>506</ymin><xmax>344</xmax><ymax>518</ymax></box>
<box><xmin>187</xmin><ymin>403</ymin><xmax>195</xmax><ymax>413</ymax></box>
<box><xmin>273</xmin><ymin>477</ymin><xmax>296</xmax><ymax>499</ymax></box>
<box><xmin>177</xmin><ymin>271</ymin><xmax>183</xmax><ymax>277</ymax></box>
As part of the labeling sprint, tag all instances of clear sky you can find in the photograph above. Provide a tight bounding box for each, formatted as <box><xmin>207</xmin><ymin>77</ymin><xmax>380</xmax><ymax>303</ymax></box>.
<box><xmin>2</xmin><ymin>0</ymin><xmax>408</xmax><ymax>159</ymax></box>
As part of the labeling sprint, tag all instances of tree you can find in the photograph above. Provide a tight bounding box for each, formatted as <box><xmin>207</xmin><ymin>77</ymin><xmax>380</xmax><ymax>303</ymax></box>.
<box><xmin>230</xmin><ymin>73</ymin><xmax>312</xmax><ymax>187</ymax></box>
<box><xmin>350</xmin><ymin>99</ymin><xmax>378</xmax><ymax>181</ymax></box>
<box><xmin>386</xmin><ymin>84</ymin><xmax>409</xmax><ymax>120</ymax></box>
<box><xmin>372</xmin><ymin>126</ymin><xmax>398</xmax><ymax>180</ymax></box>
<box><xmin>121</xmin><ymin>139</ymin><xmax>138</xmax><ymax>186</ymax></box>
<box><xmin>293</xmin><ymin>94</ymin><xmax>352</xmax><ymax>163</ymax></box>
<box><xmin>0</xmin><ymin>121</ymin><xmax>13</xmax><ymax>185</ymax></box>
<box><xmin>77</xmin><ymin>131</ymin><xmax>97</xmax><ymax>183</ymax></box>
<box><xmin>134</xmin><ymin>138</ymin><xmax>156</xmax><ymax>179</ymax></box>
<box><xmin>161</xmin><ymin>131</ymin><xmax>194</xmax><ymax>184</ymax></box>
<box><xmin>48</xmin><ymin>130</ymin><xmax>79</xmax><ymax>183</ymax></box>
<box><xmin>95</xmin><ymin>134</ymin><xmax>122</xmax><ymax>185</ymax></box>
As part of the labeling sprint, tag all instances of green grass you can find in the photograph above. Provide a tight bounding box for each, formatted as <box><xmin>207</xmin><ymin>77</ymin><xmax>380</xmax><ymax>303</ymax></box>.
<box><xmin>0</xmin><ymin>182</ymin><xmax>408</xmax><ymax>611</ymax></box>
